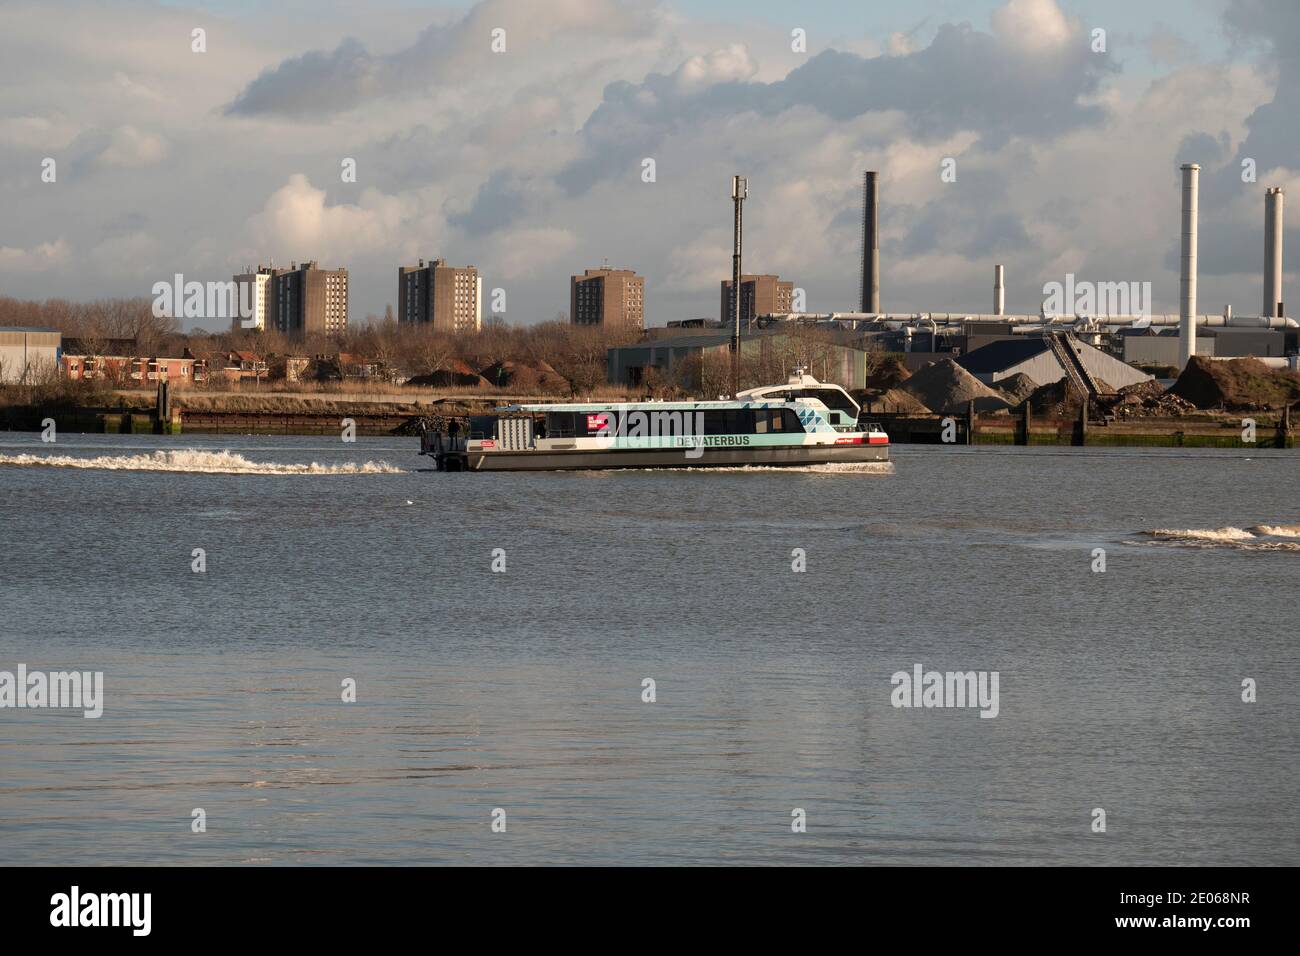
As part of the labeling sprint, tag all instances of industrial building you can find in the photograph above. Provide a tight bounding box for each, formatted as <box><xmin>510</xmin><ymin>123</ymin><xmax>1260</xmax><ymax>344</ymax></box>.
<box><xmin>956</xmin><ymin>334</ymin><xmax>1150</xmax><ymax>391</ymax></box>
<box><xmin>720</xmin><ymin>275</ymin><xmax>793</xmax><ymax>328</ymax></box>
<box><xmin>1121</xmin><ymin>326</ymin><xmax>1288</xmax><ymax>367</ymax></box>
<box><xmin>607</xmin><ymin>327</ymin><xmax>875</xmax><ymax>390</ymax></box>
<box><xmin>399</xmin><ymin>258</ymin><xmax>482</xmax><ymax>333</ymax></box>
<box><xmin>0</xmin><ymin>326</ymin><xmax>61</xmax><ymax>384</ymax></box>
<box><xmin>571</xmin><ymin>267</ymin><xmax>644</xmax><ymax>330</ymax></box>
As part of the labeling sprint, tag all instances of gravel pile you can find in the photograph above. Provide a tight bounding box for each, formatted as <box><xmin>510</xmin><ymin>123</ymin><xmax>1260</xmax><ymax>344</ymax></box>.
<box><xmin>900</xmin><ymin>359</ymin><xmax>1010</xmax><ymax>414</ymax></box>
<box><xmin>992</xmin><ymin>372</ymin><xmax>1039</xmax><ymax>406</ymax></box>
<box><xmin>864</xmin><ymin>387</ymin><xmax>931</xmax><ymax>414</ymax></box>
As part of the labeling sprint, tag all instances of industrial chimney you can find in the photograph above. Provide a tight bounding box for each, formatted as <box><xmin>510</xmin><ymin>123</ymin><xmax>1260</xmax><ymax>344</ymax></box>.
<box><xmin>1179</xmin><ymin>163</ymin><xmax>1199</xmax><ymax>367</ymax></box>
<box><xmin>861</xmin><ymin>171</ymin><xmax>880</xmax><ymax>314</ymax></box>
<box><xmin>994</xmin><ymin>264</ymin><xmax>1005</xmax><ymax>316</ymax></box>
<box><xmin>1264</xmin><ymin>187</ymin><xmax>1284</xmax><ymax>317</ymax></box>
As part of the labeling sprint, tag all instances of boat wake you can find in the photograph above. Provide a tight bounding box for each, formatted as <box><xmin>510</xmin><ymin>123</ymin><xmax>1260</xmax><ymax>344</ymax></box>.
<box><xmin>1252</xmin><ymin>523</ymin><xmax>1300</xmax><ymax>538</ymax></box>
<box><xmin>0</xmin><ymin>450</ymin><xmax>405</xmax><ymax>475</ymax></box>
<box><xmin>1130</xmin><ymin>525</ymin><xmax>1300</xmax><ymax>552</ymax></box>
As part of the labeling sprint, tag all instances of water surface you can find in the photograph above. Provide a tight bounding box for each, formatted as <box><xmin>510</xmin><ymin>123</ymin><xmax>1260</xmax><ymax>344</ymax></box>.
<box><xmin>1</xmin><ymin>433</ymin><xmax>1297</xmax><ymax>865</ymax></box>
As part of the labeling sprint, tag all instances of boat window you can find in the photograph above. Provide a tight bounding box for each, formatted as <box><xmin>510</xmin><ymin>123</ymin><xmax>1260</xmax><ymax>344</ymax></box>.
<box><xmin>545</xmin><ymin>411</ymin><xmax>579</xmax><ymax>437</ymax></box>
<box><xmin>467</xmin><ymin>415</ymin><xmax>497</xmax><ymax>439</ymax></box>
<box><xmin>791</xmin><ymin>387</ymin><xmax>857</xmax><ymax>416</ymax></box>
<box><xmin>701</xmin><ymin>409</ymin><xmax>758</xmax><ymax>435</ymax></box>
<box><xmin>765</xmin><ymin>409</ymin><xmax>804</xmax><ymax>432</ymax></box>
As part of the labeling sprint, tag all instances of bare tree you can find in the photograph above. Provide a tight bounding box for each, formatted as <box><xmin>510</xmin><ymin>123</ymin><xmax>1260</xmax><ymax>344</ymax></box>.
<box><xmin>409</xmin><ymin>328</ymin><xmax>458</xmax><ymax>379</ymax></box>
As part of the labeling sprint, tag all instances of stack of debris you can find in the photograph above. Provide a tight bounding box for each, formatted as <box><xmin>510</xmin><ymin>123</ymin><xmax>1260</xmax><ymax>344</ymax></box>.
<box><xmin>479</xmin><ymin>360</ymin><xmax>569</xmax><ymax>393</ymax></box>
<box><xmin>1025</xmin><ymin>379</ymin><xmax>1083</xmax><ymax>417</ymax></box>
<box><xmin>1099</xmin><ymin>380</ymin><xmax>1195</xmax><ymax>419</ymax></box>
<box><xmin>407</xmin><ymin>359</ymin><xmax>492</xmax><ymax>388</ymax></box>
<box><xmin>1169</xmin><ymin>356</ymin><xmax>1300</xmax><ymax>410</ymax></box>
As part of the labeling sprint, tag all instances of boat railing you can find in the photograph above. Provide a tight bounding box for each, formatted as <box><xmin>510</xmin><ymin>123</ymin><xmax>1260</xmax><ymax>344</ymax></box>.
<box><xmin>420</xmin><ymin>431</ymin><xmax>468</xmax><ymax>457</ymax></box>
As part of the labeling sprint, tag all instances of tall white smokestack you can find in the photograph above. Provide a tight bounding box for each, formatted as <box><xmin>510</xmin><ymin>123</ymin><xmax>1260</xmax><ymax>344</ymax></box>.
<box><xmin>1264</xmin><ymin>186</ymin><xmax>1284</xmax><ymax>317</ymax></box>
<box><xmin>1179</xmin><ymin>163</ymin><xmax>1199</xmax><ymax>367</ymax></box>
<box><xmin>994</xmin><ymin>264</ymin><xmax>1005</xmax><ymax>316</ymax></box>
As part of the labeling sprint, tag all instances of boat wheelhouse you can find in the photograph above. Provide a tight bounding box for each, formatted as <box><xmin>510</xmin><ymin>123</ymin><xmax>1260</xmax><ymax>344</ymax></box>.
<box><xmin>418</xmin><ymin>372</ymin><xmax>888</xmax><ymax>471</ymax></box>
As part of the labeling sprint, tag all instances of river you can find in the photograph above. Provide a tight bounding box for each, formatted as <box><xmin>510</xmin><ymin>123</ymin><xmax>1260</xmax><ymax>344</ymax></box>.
<box><xmin>1</xmin><ymin>433</ymin><xmax>1296</xmax><ymax>865</ymax></box>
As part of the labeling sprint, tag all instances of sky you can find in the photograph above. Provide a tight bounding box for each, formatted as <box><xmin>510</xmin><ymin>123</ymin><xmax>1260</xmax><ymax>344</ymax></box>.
<box><xmin>0</xmin><ymin>0</ymin><xmax>1297</xmax><ymax>330</ymax></box>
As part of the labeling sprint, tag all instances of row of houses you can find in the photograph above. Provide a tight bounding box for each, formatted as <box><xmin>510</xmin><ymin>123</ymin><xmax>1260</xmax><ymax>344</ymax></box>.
<box><xmin>60</xmin><ymin>338</ymin><xmax>206</xmax><ymax>384</ymax></box>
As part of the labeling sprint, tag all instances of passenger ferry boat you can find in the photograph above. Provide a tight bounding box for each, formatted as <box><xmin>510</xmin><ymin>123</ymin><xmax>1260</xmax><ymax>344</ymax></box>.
<box><xmin>418</xmin><ymin>371</ymin><xmax>888</xmax><ymax>471</ymax></box>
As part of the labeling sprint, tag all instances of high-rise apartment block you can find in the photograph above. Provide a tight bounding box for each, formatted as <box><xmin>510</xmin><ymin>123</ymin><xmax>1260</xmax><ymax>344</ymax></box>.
<box><xmin>398</xmin><ymin>259</ymin><xmax>482</xmax><ymax>333</ymax></box>
<box><xmin>570</xmin><ymin>267</ymin><xmax>644</xmax><ymax>329</ymax></box>
<box><xmin>231</xmin><ymin>266</ymin><xmax>274</xmax><ymax>332</ymax></box>
<box><xmin>720</xmin><ymin>274</ymin><xmax>794</xmax><ymax>327</ymax></box>
<box><xmin>267</xmin><ymin>261</ymin><xmax>348</xmax><ymax>337</ymax></box>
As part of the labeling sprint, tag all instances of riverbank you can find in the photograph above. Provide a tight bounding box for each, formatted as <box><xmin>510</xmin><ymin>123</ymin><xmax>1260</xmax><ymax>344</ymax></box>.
<box><xmin>1</xmin><ymin>382</ymin><xmax>1295</xmax><ymax>446</ymax></box>
<box><xmin>2</xmin><ymin>394</ymin><xmax>1295</xmax><ymax>447</ymax></box>
<box><xmin>878</xmin><ymin>410</ymin><xmax>1295</xmax><ymax>448</ymax></box>
<box><xmin>0</xmin><ymin>390</ymin><xmax>549</xmax><ymax>437</ymax></box>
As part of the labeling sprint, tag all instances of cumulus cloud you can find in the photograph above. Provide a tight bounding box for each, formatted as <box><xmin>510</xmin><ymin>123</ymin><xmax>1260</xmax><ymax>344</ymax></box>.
<box><xmin>97</xmin><ymin>126</ymin><xmax>168</xmax><ymax>168</ymax></box>
<box><xmin>886</xmin><ymin>32</ymin><xmax>918</xmax><ymax>57</ymax></box>
<box><xmin>492</xmin><ymin>227</ymin><xmax>577</xmax><ymax>280</ymax></box>
<box><xmin>244</xmin><ymin>174</ymin><xmax>410</xmax><ymax>263</ymax></box>
<box><xmin>225</xmin><ymin>0</ymin><xmax>658</xmax><ymax>117</ymax></box>
<box><xmin>0</xmin><ymin>0</ymin><xmax>1291</xmax><ymax>323</ymax></box>
<box><xmin>556</xmin><ymin>2</ymin><xmax>1111</xmax><ymax>196</ymax></box>
<box><xmin>0</xmin><ymin>239</ymin><xmax>70</xmax><ymax>271</ymax></box>
<box><xmin>0</xmin><ymin>114</ymin><xmax>79</xmax><ymax>150</ymax></box>
<box><xmin>991</xmin><ymin>0</ymin><xmax>1073</xmax><ymax>54</ymax></box>
<box><xmin>447</xmin><ymin>169</ymin><xmax>533</xmax><ymax>238</ymax></box>
<box><xmin>671</xmin><ymin>44</ymin><xmax>757</xmax><ymax>93</ymax></box>
<box><xmin>1147</xmin><ymin>27</ymin><xmax>1197</xmax><ymax>67</ymax></box>
<box><xmin>111</xmin><ymin>71</ymin><xmax>168</xmax><ymax>104</ymax></box>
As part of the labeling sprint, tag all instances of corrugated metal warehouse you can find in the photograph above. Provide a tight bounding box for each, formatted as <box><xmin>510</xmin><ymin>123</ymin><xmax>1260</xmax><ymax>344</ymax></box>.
<box><xmin>0</xmin><ymin>326</ymin><xmax>62</xmax><ymax>384</ymax></box>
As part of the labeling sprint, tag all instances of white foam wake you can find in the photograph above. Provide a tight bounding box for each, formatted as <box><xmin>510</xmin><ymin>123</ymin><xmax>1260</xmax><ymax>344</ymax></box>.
<box><xmin>1135</xmin><ymin>525</ymin><xmax>1300</xmax><ymax>552</ymax></box>
<box><xmin>1252</xmin><ymin>524</ymin><xmax>1300</xmax><ymax>538</ymax></box>
<box><xmin>1145</xmin><ymin>527</ymin><xmax>1258</xmax><ymax>543</ymax></box>
<box><xmin>0</xmin><ymin>450</ymin><xmax>405</xmax><ymax>475</ymax></box>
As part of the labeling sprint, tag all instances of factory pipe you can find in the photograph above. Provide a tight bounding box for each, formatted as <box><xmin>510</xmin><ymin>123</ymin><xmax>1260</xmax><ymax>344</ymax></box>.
<box><xmin>1179</xmin><ymin>163</ymin><xmax>1199</xmax><ymax>367</ymax></box>
<box><xmin>994</xmin><ymin>264</ymin><xmax>1005</xmax><ymax>316</ymax></box>
<box><xmin>861</xmin><ymin>171</ymin><xmax>880</xmax><ymax>314</ymax></box>
<box><xmin>1264</xmin><ymin>187</ymin><xmax>1284</xmax><ymax>318</ymax></box>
